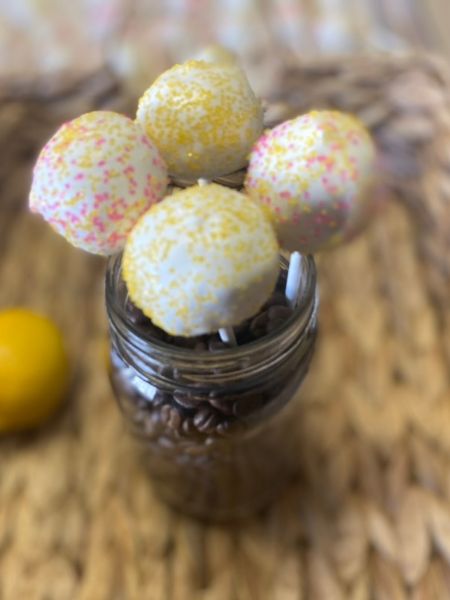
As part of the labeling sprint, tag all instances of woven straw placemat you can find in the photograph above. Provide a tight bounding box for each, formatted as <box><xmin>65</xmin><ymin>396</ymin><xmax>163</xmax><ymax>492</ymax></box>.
<box><xmin>1</xmin><ymin>54</ymin><xmax>450</xmax><ymax>599</ymax></box>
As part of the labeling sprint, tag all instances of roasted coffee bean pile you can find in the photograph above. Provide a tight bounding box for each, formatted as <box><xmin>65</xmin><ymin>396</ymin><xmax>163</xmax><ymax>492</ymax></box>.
<box><xmin>109</xmin><ymin>272</ymin><xmax>317</xmax><ymax>518</ymax></box>
<box><xmin>115</xmin><ymin>273</ymin><xmax>314</xmax><ymax>430</ymax></box>
<box><xmin>113</xmin><ymin>346</ymin><xmax>313</xmax><ymax>446</ymax></box>
<box><xmin>111</xmin><ymin>270</ymin><xmax>315</xmax><ymax>438</ymax></box>
<box><xmin>125</xmin><ymin>290</ymin><xmax>295</xmax><ymax>351</ymax></box>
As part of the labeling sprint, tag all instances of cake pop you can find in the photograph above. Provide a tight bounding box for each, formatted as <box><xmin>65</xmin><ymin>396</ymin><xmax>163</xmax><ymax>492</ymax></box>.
<box><xmin>29</xmin><ymin>111</ymin><xmax>168</xmax><ymax>255</ymax></box>
<box><xmin>123</xmin><ymin>183</ymin><xmax>279</xmax><ymax>337</ymax></box>
<box><xmin>136</xmin><ymin>59</ymin><xmax>263</xmax><ymax>180</ymax></box>
<box><xmin>245</xmin><ymin>110</ymin><xmax>377</xmax><ymax>254</ymax></box>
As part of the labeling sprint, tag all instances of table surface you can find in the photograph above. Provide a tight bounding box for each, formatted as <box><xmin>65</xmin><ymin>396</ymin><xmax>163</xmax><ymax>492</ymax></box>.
<box><xmin>1</xmin><ymin>57</ymin><xmax>450</xmax><ymax>599</ymax></box>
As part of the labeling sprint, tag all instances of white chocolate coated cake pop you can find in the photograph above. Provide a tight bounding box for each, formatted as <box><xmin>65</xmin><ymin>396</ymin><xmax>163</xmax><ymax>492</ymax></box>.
<box><xmin>194</xmin><ymin>45</ymin><xmax>238</xmax><ymax>66</ymax></box>
<box><xmin>136</xmin><ymin>60</ymin><xmax>263</xmax><ymax>180</ymax></box>
<box><xmin>123</xmin><ymin>183</ymin><xmax>279</xmax><ymax>337</ymax></box>
<box><xmin>245</xmin><ymin>110</ymin><xmax>377</xmax><ymax>253</ymax></box>
<box><xmin>29</xmin><ymin>111</ymin><xmax>168</xmax><ymax>255</ymax></box>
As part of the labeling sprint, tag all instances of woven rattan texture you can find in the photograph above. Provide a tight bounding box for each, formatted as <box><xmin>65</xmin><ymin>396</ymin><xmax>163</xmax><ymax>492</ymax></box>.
<box><xmin>1</xmin><ymin>54</ymin><xmax>450</xmax><ymax>599</ymax></box>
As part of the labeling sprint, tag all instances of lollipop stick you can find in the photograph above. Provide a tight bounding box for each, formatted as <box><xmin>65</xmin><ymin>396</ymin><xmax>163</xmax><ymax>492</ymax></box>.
<box><xmin>285</xmin><ymin>251</ymin><xmax>302</xmax><ymax>308</ymax></box>
<box><xmin>219</xmin><ymin>327</ymin><xmax>237</xmax><ymax>346</ymax></box>
<box><xmin>198</xmin><ymin>178</ymin><xmax>211</xmax><ymax>187</ymax></box>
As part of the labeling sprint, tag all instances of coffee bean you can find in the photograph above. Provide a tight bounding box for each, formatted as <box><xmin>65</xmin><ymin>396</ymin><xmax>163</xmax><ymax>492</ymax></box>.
<box><xmin>157</xmin><ymin>436</ymin><xmax>175</xmax><ymax>449</ymax></box>
<box><xmin>173</xmin><ymin>393</ymin><xmax>192</xmax><ymax>410</ymax></box>
<box><xmin>182</xmin><ymin>419</ymin><xmax>195</xmax><ymax>435</ymax></box>
<box><xmin>133</xmin><ymin>396</ymin><xmax>149</xmax><ymax>410</ymax></box>
<box><xmin>132</xmin><ymin>409</ymin><xmax>147</xmax><ymax>425</ymax></box>
<box><xmin>208</xmin><ymin>397</ymin><xmax>234</xmax><ymax>415</ymax></box>
<box><xmin>216</xmin><ymin>421</ymin><xmax>233</xmax><ymax>436</ymax></box>
<box><xmin>143</xmin><ymin>417</ymin><xmax>158</xmax><ymax>436</ymax></box>
<box><xmin>268</xmin><ymin>305</ymin><xmax>293</xmax><ymax>321</ymax></box>
<box><xmin>168</xmin><ymin>407</ymin><xmax>182</xmax><ymax>432</ymax></box>
<box><xmin>233</xmin><ymin>318</ymin><xmax>251</xmax><ymax>335</ymax></box>
<box><xmin>193</xmin><ymin>408</ymin><xmax>212</xmax><ymax>428</ymax></box>
<box><xmin>160</xmin><ymin>404</ymin><xmax>171</xmax><ymax>423</ymax></box>
<box><xmin>193</xmin><ymin>408</ymin><xmax>219</xmax><ymax>432</ymax></box>
<box><xmin>263</xmin><ymin>291</ymin><xmax>289</xmax><ymax>308</ymax></box>
<box><xmin>250</xmin><ymin>311</ymin><xmax>269</xmax><ymax>333</ymax></box>
<box><xmin>266</xmin><ymin>317</ymin><xmax>288</xmax><ymax>333</ymax></box>
<box><xmin>197</xmin><ymin>418</ymin><xmax>218</xmax><ymax>435</ymax></box>
<box><xmin>151</xmin><ymin>391</ymin><xmax>169</xmax><ymax>408</ymax></box>
<box><xmin>208</xmin><ymin>339</ymin><xmax>227</xmax><ymax>352</ymax></box>
<box><xmin>169</xmin><ymin>336</ymin><xmax>198</xmax><ymax>349</ymax></box>
<box><xmin>194</xmin><ymin>341</ymin><xmax>207</xmax><ymax>351</ymax></box>
<box><xmin>126</xmin><ymin>301</ymin><xmax>150</xmax><ymax>326</ymax></box>
<box><xmin>173</xmin><ymin>392</ymin><xmax>205</xmax><ymax>410</ymax></box>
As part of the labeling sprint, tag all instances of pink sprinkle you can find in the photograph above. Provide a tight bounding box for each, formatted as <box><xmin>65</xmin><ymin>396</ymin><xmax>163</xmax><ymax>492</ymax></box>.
<box><xmin>92</xmin><ymin>216</ymin><xmax>106</xmax><ymax>232</ymax></box>
<box><xmin>94</xmin><ymin>192</ymin><xmax>109</xmax><ymax>207</ymax></box>
<box><xmin>108</xmin><ymin>210</ymin><xmax>124</xmax><ymax>222</ymax></box>
<box><xmin>107</xmin><ymin>231</ymin><xmax>122</xmax><ymax>246</ymax></box>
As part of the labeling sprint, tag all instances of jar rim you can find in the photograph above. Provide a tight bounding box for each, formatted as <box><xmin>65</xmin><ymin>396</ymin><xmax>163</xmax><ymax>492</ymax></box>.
<box><xmin>105</xmin><ymin>253</ymin><xmax>318</xmax><ymax>365</ymax></box>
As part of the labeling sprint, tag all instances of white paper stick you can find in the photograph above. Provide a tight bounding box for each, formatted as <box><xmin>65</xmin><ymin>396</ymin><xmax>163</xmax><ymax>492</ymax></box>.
<box><xmin>218</xmin><ymin>327</ymin><xmax>237</xmax><ymax>346</ymax></box>
<box><xmin>198</xmin><ymin>178</ymin><xmax>211</xmax><ymax>186</ymax></box>
<box><xmin>285</xmin><ymin>251</ymin><xmax>302</xmax><ymax>308</ymax></box>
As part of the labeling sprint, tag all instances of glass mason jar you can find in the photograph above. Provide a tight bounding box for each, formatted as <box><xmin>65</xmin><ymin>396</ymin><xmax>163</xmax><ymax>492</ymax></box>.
<box><xmin>106</xmin><ymin>254</ymin><xmax>318</xmax><ymax>521</ymax></box>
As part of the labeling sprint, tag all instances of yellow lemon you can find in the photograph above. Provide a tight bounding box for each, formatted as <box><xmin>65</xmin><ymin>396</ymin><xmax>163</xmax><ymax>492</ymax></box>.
<box><xmin>0</xmin><ymin>308</ymin><xmax>70</xmax><ymax>432</ymax></box>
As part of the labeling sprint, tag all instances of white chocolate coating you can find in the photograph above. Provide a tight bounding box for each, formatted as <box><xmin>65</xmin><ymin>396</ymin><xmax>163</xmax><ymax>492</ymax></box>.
<box><xmin>123</xmin><ymin>183</ymin><xmax>279</xmax><ymax>336</ymax></box>
<box><xmin>245</xmin><ymin>110</ymin><xmax>377</xmax><ymax>253</ymax></box>
<box><xmin>29</xmin><ymin>111</ymin><xmax>168</xmax><ymax>255</ymax></box>
<box><xmin>136</xmin><ymin>60</ymin><xmax>263</xmax><ymax>180</ymax></box>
